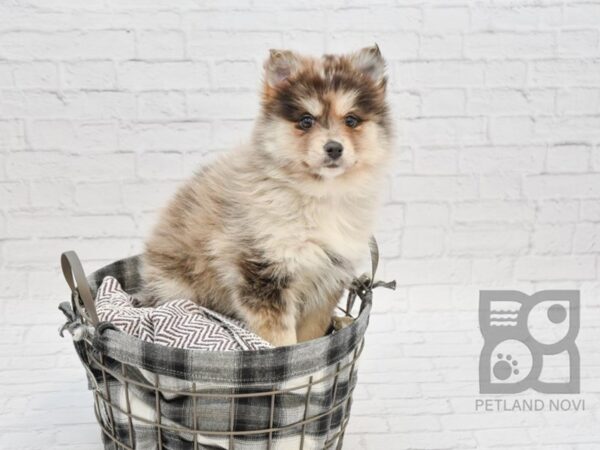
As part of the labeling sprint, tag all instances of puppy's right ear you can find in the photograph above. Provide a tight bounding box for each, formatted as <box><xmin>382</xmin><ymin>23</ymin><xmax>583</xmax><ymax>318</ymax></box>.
<box><xmin>263</xmin><ymin>49</ymin><xmax>301</xmax><ymax>88</ymax></box>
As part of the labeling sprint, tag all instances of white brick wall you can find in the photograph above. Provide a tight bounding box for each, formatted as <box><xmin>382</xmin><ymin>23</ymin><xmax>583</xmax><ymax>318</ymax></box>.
<box><xmin>1</xmin><ymin>1</ymin><xmax>600</xmax><ymax>449</ymax></box>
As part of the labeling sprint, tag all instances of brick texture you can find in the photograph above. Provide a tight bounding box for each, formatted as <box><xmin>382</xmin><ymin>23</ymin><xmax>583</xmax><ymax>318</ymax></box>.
<box><xmin>1</xmin><ymin>1</ymin><xmax>600</xmax><ymax>449</ymax></box>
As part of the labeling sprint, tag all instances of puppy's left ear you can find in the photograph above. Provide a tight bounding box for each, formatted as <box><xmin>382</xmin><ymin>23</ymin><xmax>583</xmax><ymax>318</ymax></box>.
<box><xmin>350</xmin><ymin>45</ymin><xmax>387</xmax><ymax>86</ymax></box>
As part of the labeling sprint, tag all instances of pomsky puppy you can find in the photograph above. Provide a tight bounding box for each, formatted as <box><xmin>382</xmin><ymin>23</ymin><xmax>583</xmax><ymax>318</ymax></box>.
<box><xmin>140</xmin><ymin>46</ymin><xmax>392</xmax><ymax>346</ymax></box>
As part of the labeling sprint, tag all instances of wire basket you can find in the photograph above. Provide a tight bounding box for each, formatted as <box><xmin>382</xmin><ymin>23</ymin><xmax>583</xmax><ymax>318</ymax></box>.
<box><xmin>58</xmin><ymin>240</ymin><xmax>394</xmax><ymax>450</ymax></box>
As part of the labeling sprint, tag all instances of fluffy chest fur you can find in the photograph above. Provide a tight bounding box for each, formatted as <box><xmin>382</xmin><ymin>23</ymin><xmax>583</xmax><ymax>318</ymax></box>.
<box><xmin>246</xmin><ymin>185</ymin><xmax>373</xmax><ymax>273</ymax></box>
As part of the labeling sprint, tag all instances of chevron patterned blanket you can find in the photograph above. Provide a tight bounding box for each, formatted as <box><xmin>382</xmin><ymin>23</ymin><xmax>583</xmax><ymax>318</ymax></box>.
<box><xmin>95</xmin><ymin>276</ymin><xmax>272</xmax><ymax>351</ymax></box>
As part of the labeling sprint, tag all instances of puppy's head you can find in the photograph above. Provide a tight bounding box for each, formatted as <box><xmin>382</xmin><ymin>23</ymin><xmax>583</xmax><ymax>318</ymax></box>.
<box><xmin>255</xmin><ymin>46</ymin><xmax>392</xmax><ymax>190</ymax></box>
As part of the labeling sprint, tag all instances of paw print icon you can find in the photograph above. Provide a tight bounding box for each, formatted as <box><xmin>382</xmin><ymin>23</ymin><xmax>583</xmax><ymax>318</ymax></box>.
<box><xmin>479</xmin><ymin>290</ymin><xmax>580</xmax><ymax>394</ymax></box>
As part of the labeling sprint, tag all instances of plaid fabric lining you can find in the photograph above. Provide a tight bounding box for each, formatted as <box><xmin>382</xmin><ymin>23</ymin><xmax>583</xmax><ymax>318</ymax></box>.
<box><xmin>61</xmin><ymin>255</ymin><xmax>377</xmax><ymax>450</ymax></box>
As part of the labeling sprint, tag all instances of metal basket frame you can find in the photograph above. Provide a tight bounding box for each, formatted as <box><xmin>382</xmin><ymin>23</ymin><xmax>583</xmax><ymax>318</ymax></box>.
<box><xmin>85</xmin><ymin>339</ymin><xmax>363</xmax><ymax>450</ymax></box>
<box><xmin>59</xmin><ymin>239</ymin><xmax>394</xmax><ymax>450</ymax></box>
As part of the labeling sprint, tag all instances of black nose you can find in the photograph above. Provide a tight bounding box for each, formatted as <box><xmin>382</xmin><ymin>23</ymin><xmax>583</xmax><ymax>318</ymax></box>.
<box><xmin>324</xmin><ymin>140</ymin><xmax>343</xmax><ymax>160</ymax></box>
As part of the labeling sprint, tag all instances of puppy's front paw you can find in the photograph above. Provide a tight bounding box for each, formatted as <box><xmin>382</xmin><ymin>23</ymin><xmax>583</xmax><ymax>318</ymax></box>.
<box><xmin>260</xmin><ymin>327</ymin><xmax>297</xmax><ymax>347</ymax></box>
<box><xmin>240</xmin><ymin>300</ymin><xmax>298</xmax><ymax>347</ymax></box>
<box><xmin>332</xmin><ymin>316</ymin><xmax>355</xmax><ymax>331</ymax></box>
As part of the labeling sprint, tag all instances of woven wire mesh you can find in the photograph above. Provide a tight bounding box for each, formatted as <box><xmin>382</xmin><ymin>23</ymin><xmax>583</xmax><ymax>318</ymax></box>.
<box><xmin>69</xmin><ymin>289</ymin><xmax>364</xmax><ymax>450</ymax></box>
<box><xmin>81</xmin><ymin>338</ymin><xmax>362</xmax><ymax>450</ymax></box>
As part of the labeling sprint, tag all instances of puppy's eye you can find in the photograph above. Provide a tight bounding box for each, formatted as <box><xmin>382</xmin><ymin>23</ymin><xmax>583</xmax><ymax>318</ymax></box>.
<box><xmin>344</xmin><ymin>114</ymin><xmax>360</xmax><ymax>128</ymax></box>
<box><xmin>298</xmin><ymin>114</ymin><xmax>315</xmax><ymax>130</ymax></box>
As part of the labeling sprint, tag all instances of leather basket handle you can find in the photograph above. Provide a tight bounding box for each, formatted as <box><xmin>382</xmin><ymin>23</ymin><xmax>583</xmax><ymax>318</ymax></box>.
<box><xmin>61</xmin><ymin>251</ymin><xmax>99</xmax><ymax>326</ymax></box>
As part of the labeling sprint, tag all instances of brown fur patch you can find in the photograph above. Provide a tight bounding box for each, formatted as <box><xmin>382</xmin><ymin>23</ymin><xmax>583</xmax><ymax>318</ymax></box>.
<box><xmin>237</xmin><ymin>249</ymin><xmax>291</xmax><ymax>310</ymax></box>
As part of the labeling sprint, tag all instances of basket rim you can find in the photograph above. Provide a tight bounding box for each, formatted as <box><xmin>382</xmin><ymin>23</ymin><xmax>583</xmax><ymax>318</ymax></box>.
<box><xmin>80</xmin><ymin>255</ymin><xmax>373</xmax><ymax>384</ymax></box>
